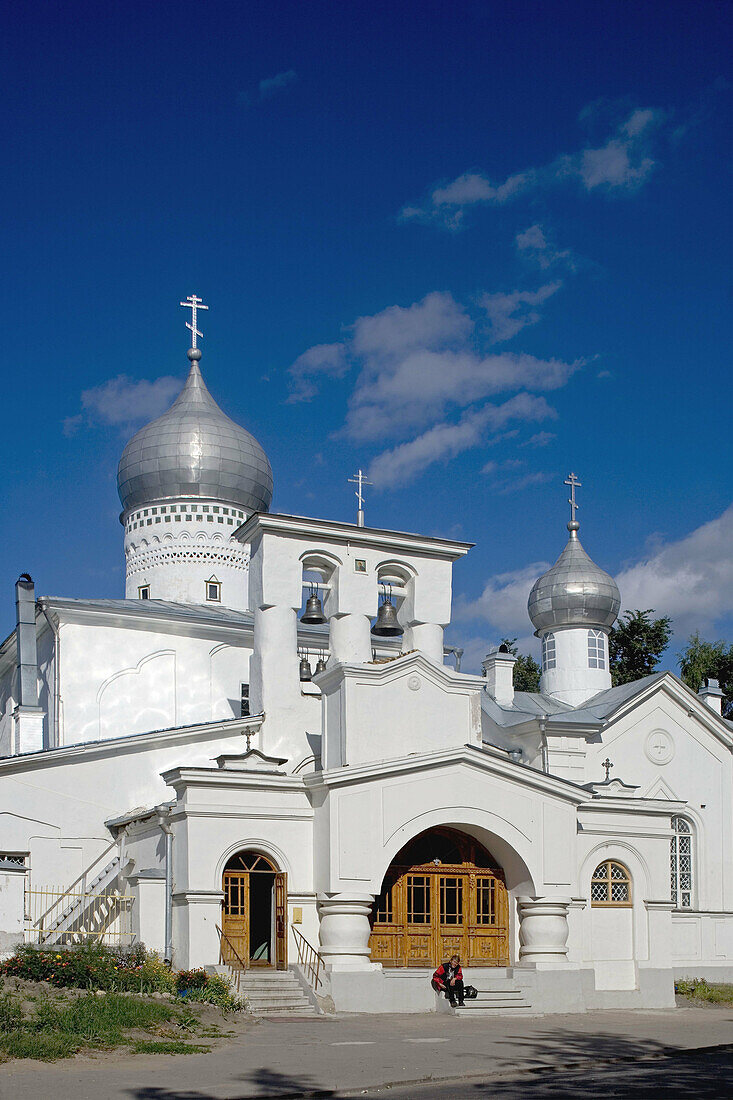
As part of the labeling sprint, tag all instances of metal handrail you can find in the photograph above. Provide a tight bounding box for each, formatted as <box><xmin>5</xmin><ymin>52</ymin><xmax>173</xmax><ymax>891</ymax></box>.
<box><xmin>292</xmin><ymin>925</ymin><xmax>323</xmax><ymax>991</ymax></box>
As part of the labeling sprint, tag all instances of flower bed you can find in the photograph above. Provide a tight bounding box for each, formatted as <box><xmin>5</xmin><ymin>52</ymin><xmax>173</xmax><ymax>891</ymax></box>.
<box><xmin>1</xmin><ymin>944</ymin><xmax>241</xmax><ymax>1011</ymax></box>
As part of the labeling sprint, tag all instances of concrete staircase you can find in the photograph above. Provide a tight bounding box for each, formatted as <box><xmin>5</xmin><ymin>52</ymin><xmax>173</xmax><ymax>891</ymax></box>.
<box><xmin>238</xmin><ymin>969</ymin><xmax>318</xmax><ymax>1017</ymax></box>
<box><xmin>438</xmin><ymin>968</ymin><xmax>535</xmax><ymax>1017</ymax></box>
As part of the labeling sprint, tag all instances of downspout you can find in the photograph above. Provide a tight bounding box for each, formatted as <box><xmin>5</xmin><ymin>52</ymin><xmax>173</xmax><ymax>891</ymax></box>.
<box><xmin>157</xmin><ymin>809</ymin><xmax>174</xmax><ymax>966</ymax></box>
<box><xmin>38</xmin><ymin>600</ymin><xmax>60</xmax><ymax>749</ymax></box>
<box><xmin>443</xmin><ymin>645</ymin><xmax>464</xmax><ymax>672</ymax></box>
<box><xmin>539</xmin><ymin>717</ymin><xmax>549</xmax><ymax>773</ymax></box>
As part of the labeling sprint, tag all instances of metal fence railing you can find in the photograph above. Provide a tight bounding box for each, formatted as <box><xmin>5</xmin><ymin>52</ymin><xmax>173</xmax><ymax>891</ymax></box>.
<box><xmin>25</xmin><ymin>885</ymin><xmax>135</xmax><ymax>946</ymax></box>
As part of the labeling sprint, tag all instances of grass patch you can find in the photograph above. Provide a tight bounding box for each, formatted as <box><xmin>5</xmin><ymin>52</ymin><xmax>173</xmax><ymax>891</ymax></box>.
<box><xmin>675</xmin><ymin>978</ymin><xmax>733</xmax><ymax>1004</ymax></box>
<box><xmin>0</xmin><ymin>986</ymin><xmax>219</xmax><ymax>1062</ymax></box>
<box><xmin>131</xmin><ymin>1040</ymin><xmax>212</xmax><ymax>1055</ymax></box>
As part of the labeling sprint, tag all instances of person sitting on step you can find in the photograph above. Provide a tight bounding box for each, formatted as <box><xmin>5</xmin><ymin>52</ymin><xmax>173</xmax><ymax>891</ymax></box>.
<box><xmin>432</xmin><ymin>954</ymin><xmax>464</xmax><ymax>1006</ymax></box>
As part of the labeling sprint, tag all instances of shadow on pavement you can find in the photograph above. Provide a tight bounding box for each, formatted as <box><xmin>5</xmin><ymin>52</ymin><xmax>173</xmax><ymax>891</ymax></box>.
<box><xmin>126</xmin><ymin>1066</ymin><xmax>337</xmax><ymax>1098</ymax></box>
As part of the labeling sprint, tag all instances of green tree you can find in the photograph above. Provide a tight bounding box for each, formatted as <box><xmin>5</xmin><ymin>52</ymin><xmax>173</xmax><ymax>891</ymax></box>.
<box><xmin>679</xmin><ymin>632</ymin><xmax>733</xmax><ymax>718</ymax></box>
<box><xmin>501</xmin><ymin>638</ymin><xmax>541</xmax><ymax>693</ymax></box>
<box><xmin>608</xmin><ymin>610</ymin><xmax>672</xmax><ymax>687</ymax></box>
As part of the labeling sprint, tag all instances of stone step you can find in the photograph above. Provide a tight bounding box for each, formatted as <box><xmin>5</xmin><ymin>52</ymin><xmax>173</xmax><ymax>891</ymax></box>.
<box><xmin>240</xmin><ymin>982</ymin><xmax>304</xmax><ymax>994</ymax></box>
<box><xmin>455</xmin><ymin>1006</ymin><xmax>537</xmax><ymax>1017</ymax></box>
<box><xmin>252</xmin><ymin>1007</ymin><xmax>318</xmax><ymax>1017</ymax></box>
<box><xmin>245</xmin><ymin>991</ymin><xmax>312</xmax><ymax>1005</ymax></box>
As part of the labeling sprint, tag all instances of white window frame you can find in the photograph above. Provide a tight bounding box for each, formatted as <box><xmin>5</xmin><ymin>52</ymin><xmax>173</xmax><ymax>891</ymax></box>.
<box><xmin>206</xmin><ymin>578</ymin><xmax>222</xmax><ymax>603</ymax></box>
<box><xmin>588</xmin><ymin>629</ymin><xmax>606</xmax><ymax>669</ymax></box>
<box><xmin>671</xmin><ymin>816</ymin><xmax>694</xmax><ymax>909</ymax></box>
<box><xmin>542</xmin><ymin>633</ymin><xmax>556</xmax><ymax>672</ymax></box>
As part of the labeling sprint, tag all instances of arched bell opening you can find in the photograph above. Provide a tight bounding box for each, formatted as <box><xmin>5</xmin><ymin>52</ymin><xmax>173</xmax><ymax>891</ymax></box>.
<box><xmin>221</xmin><ymin>850</ymin><xmax>287</xmax><ymax>970</ymax></box>
<box><xmin>368</xmin><ymin>826</ymin><xmax>510</xmax><ymax>968</ymax></box>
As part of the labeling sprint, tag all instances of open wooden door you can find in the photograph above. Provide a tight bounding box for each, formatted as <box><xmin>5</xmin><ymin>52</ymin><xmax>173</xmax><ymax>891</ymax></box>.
<box><xmin>274</xmin><ymin>871</ymin><xmax>288</xmax><ymax>970</ymax></box>
<box><xmin>222</xmin><ymin>871</ymin><xmax>249</xmax><ymax>967</ymax></box>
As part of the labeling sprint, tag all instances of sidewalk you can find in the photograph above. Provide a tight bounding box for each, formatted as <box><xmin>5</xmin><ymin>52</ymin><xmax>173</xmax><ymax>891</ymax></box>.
<box><xmin>1</xmin><ymin>1006</ymin><xmax>732</xmax><ymax>1099</ymax></box>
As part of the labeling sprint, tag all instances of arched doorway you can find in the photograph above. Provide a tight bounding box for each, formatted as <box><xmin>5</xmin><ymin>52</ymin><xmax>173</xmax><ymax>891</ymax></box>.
<box><xmin>221</xmin><ymin>851</ymin><xmax>287</xmax><ymax>969</ymax></box>
<box><xmin>369</xmin><ymin>827</ymin><xmax>510</xmax><ymax>967</ymax></box>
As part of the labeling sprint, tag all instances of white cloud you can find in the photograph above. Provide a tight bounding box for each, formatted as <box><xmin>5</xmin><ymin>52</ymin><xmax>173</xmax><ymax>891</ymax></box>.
<box><xmin>455</xmin><ymin>562</ymin><xmax>550</xmax><ymax>641</ymax></box>
<box><xmin>290</xmin><ymin>291</ymin><xmax>581</xmax><ymax>443</ymax></box>
<box><xmin>480</xmin><ymin>281</ymin><xmax>562</xmax><ymax>343</ymax></box>
<box><xmin>368</xmin><ymin>395</ymin><xmax>556</xmax><ymax>488</ymax></box>
<box><xmin>259</xmin><ymin>69</ymin><xmax>298</xmax><ymax>99</ymax></box>
<box><xmin>400</xmin><ymin>107</ymin><xmax>664</xmax><ymax>228</ymax></box>
<box><xmin>522</xmin><ymin>431</ymin><xmax>556</xmax><ymax>448</ymax></box>
<box><xmin>287</xmin><ymin>342</ymin><xmax>347</xmax><ymax>403</ymax></box>
<box><xmin>64</xmin><ymin>374</ymin><xmax>180</xmax><ymax>435</ymax></box>
<box><xmin>515</xmin><ymin>224</ymin><xmax>576</xmax><ymax>271</ymax></box>
<box><xmin>615</xmin><ymin>504</ymin><xmax>733</xmax><ymax>639</ymax></box>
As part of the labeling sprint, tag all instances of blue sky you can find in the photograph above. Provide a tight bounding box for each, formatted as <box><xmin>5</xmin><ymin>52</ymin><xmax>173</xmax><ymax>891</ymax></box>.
<box><xmin>2</xmin><ymin>0</ymin><xmax>731</xmax><ymax>669</ymax></box>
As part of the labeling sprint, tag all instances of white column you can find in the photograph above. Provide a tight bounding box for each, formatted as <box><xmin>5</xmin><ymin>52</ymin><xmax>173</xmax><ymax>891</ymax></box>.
<box><xmin>317</xmin><ymin>892</ymin><xmax>378</xmax><ymax>972</ymax></box>
<box><xmin>517</xmin><ymin>896</ymin><xmax>571</xmax><ymax>966</ymax></box>
<box><xmin>403</xmin><ymin>622</ymin><xmax>444</xmax><ymax>664</ymax></box>
<box><xmin>13</xmin><ymin>706</ymin><xmax>44</xmax><ymax>754</ymax></box>
<box><xmin>329</xmin><ymin>614</ymin><xmax>372</xmax><ymax>664</ymax></box>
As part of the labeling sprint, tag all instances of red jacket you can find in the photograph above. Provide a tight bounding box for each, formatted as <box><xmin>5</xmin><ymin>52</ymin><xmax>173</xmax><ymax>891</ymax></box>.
<box><xmin>432</xmin><ymin>963</ymin><xmax>463</xmax><ymax>988</ymax></box>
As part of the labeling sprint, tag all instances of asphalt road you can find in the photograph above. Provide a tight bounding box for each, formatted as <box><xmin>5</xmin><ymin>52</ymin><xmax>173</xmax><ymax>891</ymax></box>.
<box><xmin>1</xmin><ymin>1007</ymin><xmax>732</xmax><ymax>1099</ymax></box>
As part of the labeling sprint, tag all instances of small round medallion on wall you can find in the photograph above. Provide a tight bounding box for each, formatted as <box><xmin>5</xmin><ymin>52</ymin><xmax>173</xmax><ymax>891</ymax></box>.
<box><xmin>644</xmin><ymin>729</ymin><xmax>675</xmax><ymax>765</ymax></box>
<box><xmin>408</xmin><ymin>675</ymin><xmax>421</xmax><ymax>691</ymax></box>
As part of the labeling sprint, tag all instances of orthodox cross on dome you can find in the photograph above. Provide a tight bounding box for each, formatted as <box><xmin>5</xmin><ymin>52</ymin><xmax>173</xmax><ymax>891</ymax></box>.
<box><xmin>565</xmin><ymin>471</ymin><xmax>582</xmax><ymax>526</ymax></box>
<box><xmin>602</xmin><ymin>758</ymin><xmax>613</xmax><ymax>782</ymax></box>
<box><xmin>179</xmin><ymin>294</ymin><xmax>209</xmax><ymax>350</ymax></box>
<box><xmin>348</xmin><ymin>468</ymin><xmax>372</xmax><ymax>528</ymax></box>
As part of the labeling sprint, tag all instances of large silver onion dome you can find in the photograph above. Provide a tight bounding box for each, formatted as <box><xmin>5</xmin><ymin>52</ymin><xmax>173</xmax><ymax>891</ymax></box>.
<box><xmin>528</xmin><ymin>521</ymin><xmax>620</xmax><ymax>633</ymax></box>
<box><xmin>117</xmin><ymin>353</ymin><xmax>273</xmax><ymax>514</ymax></box>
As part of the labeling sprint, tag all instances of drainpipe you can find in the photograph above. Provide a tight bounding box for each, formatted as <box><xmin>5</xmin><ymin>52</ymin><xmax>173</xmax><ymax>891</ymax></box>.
<box><xmin>443</xmin><ymin>645</ymin><xmax>464</xmax><ymax>672</ymax></box>
<box><xmin>539</xmin><ymin>717</ymin><xmax>549</xmax><ymax>773</ymax></box>
<box><xmin>38</xmin><ymin>599</ymin><xmax>60</xmax><ymax>748</ymax></box>
<box><xmin>157</xmin><ymin>809</ymin><xmax>173</xmax><ymax>966</ymax></box>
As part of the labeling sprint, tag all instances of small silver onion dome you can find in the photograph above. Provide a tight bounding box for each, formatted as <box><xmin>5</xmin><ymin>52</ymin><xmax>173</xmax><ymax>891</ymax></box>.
<box><xmin>528</xmin><ymin>520</ymin><xmax>620</xmax><ymax>633</ymax></box>
<box><xmin>117</xmin><ymin>357</ymin><xmax>273</xmax><ymax>514</ymax></box>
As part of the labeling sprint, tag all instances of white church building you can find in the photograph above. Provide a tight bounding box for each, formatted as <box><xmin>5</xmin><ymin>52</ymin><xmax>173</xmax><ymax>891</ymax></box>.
<box><xmin>1</xmin><ymin>299</ymin><xmax>731</xmax><ymax>1014</ymax></box>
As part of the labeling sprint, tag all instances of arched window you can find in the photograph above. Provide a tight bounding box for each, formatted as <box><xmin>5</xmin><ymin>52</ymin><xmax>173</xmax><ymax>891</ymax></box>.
<box><xmin>591</xmin><ymin>860</ymin><xmax>632</xmax><ymax>906</ymax></box>
<box><xmin>671</xmin><ymin>817</ymin><xmax>694</xmax><ymax>909</ymax></box>
<box><xmin>542</xmin><ymin>633</ymin><xmax>556</xmax><ymax>671</ymax></box>
<box><xmin>587</xmin><ymin>629</ymin><xmax>606</xmax><ymax>669</ymax></box>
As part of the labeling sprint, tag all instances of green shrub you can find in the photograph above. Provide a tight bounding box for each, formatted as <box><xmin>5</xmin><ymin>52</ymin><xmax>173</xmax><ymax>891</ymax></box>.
<box><xmin>0</xmin><ymin>993</ymin><xmax>23</xmax><ymax>1034</ymax></box>
<box><xmin>175</xmin><ymin>968</ymin><xmax>209</xmax><ymax>992</ymax></box>
<box><xmin>176</xmin><ymin>973</ymin><xmax>241</xmax><ymax>1012</ymax></box>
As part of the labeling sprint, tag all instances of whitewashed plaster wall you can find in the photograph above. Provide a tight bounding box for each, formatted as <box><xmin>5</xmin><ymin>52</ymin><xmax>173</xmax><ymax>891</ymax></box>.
<box><xmin>58</xmin><ymin>621</ymin><xmax>252</xmax><ymax>745</ymax></box>
<box><xmin>540</xmin><ymin>626</ymin><xmax>612</xmax><ymax>706</ymax></box>
<box><xmin>308</xmin><ymin>746</ymin><xmax>584</xmax><ymax>897</ymax></box>
<box><xmin>317</xmin><ymin>652</ymin><xmax>485</xmax><ymax>770</ymax></box>
<box><xmin>162</xmin><ymin>767</ymin><xmax>316</xmax><ymax>969</ymax></box>
<box><xmin>584</xmin><ymin>684</ymin><xmax>733</xmax><ymax>913</ymax></box>
<box><xmin>0</xmin><ymin>720</ymin><xmax>257</xmax><ymax>891</ymax></box>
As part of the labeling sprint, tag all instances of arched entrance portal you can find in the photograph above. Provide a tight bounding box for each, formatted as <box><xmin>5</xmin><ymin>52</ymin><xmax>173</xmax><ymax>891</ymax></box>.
<box><xmin>369</xmin><ymin>827</ymin><xmax>510</xmax><ymax>967</ymax></box>
<box><xmin>221</xmin><ymin>851</ymin><xmax>287</xmax><ymax>969</ymax></box>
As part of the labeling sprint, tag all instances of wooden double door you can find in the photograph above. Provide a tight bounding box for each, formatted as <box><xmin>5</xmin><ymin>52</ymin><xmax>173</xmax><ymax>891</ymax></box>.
<box><xmin>221</xmin><ymin>851</ymin><xmax>287</xmax><ymax>969</ymax></box>
<box><xmin>369</xmin><ymin>828</ymin><xmax>510</xmax><ymax>968</ymax></box>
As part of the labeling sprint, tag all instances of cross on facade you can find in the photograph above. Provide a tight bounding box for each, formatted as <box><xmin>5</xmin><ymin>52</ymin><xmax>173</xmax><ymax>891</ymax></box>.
<box><xmin>179</xmin><ymin>294</ymin><xmax>209</xmax><ymax>349</ymax></box>
<box><xmin>602</xmin><ymin>758</ymin><xmax>613</xmax><ymax>782</ymax></box>
<box><xmin>565</xmin><ymin>472</ymin><xmax>582</xmax><ymax>524</ymax></box>
<box><xmin>244</xmin><ymin>728</ymin><xmax>255</xmax><ymax>752</ymax></box>
<box><xmin>348</xmin><ymin>468</ymin><xmax>372</xmax><ymax>528</ymax></box>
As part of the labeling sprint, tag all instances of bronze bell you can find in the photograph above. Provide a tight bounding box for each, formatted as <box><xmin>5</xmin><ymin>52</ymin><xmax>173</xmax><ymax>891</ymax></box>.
<box><xmin>314</xmin><ymin>655</ymin><xmax>328</xmax><ymax>675</ymax></box>
<box><xmin>301</xmin><ymin>593</ymin><xmax>327</xmax><ymax>625</ymax></box>
<box><xmin>371</xmin><ymin>596</ymin><xmax>403</xmax><ymax>637</ymax></box>
<box><xmin>299</xmin><ymin>655</ymin><xmax>312</xmax><ymax>681</ymax></box>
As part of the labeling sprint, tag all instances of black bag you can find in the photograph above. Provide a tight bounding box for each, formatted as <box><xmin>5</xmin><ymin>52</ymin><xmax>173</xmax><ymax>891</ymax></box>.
<box><xmin>464</xmin><ymin>985</ymin><xmax>478</xmax><ymax>1000</ymax></box>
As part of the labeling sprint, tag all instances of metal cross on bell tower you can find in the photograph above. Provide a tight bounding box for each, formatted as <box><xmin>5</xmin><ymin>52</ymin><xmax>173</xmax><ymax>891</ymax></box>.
<box><xmin>180</xmin><ymin>294</ymin><xmax>209</xmax><ymax>350</ymax></box>
<box><xmin>348</xmin><ymin>468</ymin><xmax>372</xmax><ymax>528</ymax></box>
<box><xmin>565</xmin><ymin>472</ymin><xmax>582</xmax><ymax>530</ymax></box>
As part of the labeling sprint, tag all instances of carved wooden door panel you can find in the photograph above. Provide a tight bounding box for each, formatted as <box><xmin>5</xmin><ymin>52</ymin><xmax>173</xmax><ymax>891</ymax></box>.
<box><xmin>222</xmin><ymin>871</ymin><xmax>249</xmax><ymax>967</ymax></box>
<box><xmin>466</xmin><ymin>873</ymin><xmax>510</xmax><ymax>966</ymax></box>
<box><xmin>274</xmin><ymin>872</ymin><xmax>287</xmax><ymax>970</ymax></box>
<box><xmin>404</xmin><ymin>874</ymin><xmax>433</xmax><ymax>966</ymax></box>
<box><xmin>436</xmin><ymin>874</ymin><xmax>468</xmax><ymax>964</ymax></box>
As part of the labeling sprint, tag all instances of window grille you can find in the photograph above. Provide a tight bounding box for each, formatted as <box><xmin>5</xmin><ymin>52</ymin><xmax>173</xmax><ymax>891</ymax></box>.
<box><xmin>240</xmin><ymin>683</ymin><xmax>250</xmax><ymax>718</ymax></box>
<box><xmin>590</xmin><ymin>860</ymin><xmax>632</xmax><ymax>906</ymax></box>
<box><xmin>588</xmin><ymin>629</ymin><xmax>606</xmax><ymax>669</ymax></box>
<box><xmin>542</xmin><ymin>633</ymin><xmax>556</xmax><ymax>671</ymax></box>
<box><xmin>671</xmin><ymin>816</ymin><xmax>694</xmax><ymax>908</ymax></box>
<box><xmin>407</xmin><ymin>875</ymin><xmax>431</xmax><ymax>924</ymax></box>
